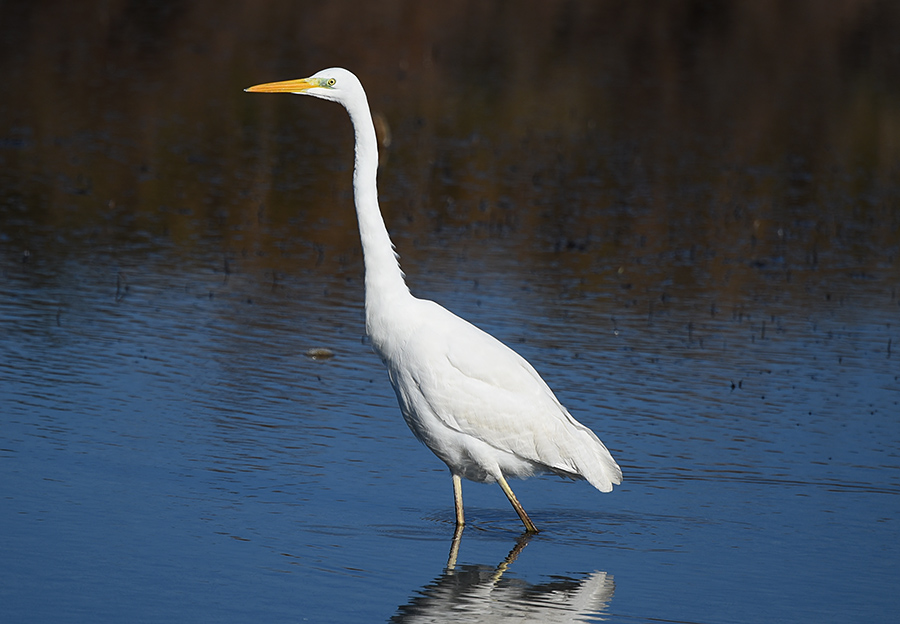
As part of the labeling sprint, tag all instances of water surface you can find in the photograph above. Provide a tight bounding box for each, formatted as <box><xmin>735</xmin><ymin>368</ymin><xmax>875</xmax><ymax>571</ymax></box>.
<box><xmin>2</xmin><ymin>2</ymin><xmax>899</xmax><ymax>623</ymax></box>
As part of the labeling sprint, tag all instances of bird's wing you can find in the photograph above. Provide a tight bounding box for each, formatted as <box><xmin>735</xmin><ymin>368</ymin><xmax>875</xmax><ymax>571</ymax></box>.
<box><xmin>388</xmin><ymin>300</ymin><xmax>619</xmax><ymax>487</ymax></box>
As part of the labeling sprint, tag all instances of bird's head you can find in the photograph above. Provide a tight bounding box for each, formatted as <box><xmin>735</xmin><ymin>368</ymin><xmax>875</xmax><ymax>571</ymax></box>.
<box><xmin>245</xmin><ymin>67</ymin><xmax>363</xmax><ymax>106</ymax></box>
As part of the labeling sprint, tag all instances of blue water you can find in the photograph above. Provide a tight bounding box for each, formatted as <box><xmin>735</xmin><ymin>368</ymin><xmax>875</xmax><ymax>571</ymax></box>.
<box><xmin>2</xmin><ymin>223</ymin><xmax>897</xmax><ymax>623</ymax></box>
<box><xmin>2</xmin><ymin>2</ymin><xmax>900</xmax><ymax>621</ymax></box>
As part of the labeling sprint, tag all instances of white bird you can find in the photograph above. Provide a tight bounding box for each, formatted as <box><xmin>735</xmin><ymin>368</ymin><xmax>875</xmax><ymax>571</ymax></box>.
<box><xmin>246</xmin><ymin>68</ymin><xmax>622</xmax><ymax>532</ymax></box>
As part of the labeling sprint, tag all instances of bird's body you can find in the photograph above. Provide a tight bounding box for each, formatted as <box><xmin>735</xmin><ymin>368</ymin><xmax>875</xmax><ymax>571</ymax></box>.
<box><xmin>375</xmin><ymin>295</ymin><xmax>620</xmax><ymax>490</ymax></box>
<box><xmin>247</xmin><ymin>68</ymin><xmax>621</xmax><ymax>532</ymax></box>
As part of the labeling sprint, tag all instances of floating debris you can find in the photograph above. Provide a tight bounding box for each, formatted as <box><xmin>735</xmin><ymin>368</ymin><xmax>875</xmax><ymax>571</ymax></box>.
<box><xmin>305</xmin><ymin>348</ymin><xmax>335</xmax><ymax>361</ymax></box>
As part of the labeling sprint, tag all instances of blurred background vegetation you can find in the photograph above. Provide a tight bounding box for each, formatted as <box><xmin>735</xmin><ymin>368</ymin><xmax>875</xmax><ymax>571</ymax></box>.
<box><xmin>1</xmin><ymin>0</ymin><xmax>898</xmax><ymax>311</ymax></box>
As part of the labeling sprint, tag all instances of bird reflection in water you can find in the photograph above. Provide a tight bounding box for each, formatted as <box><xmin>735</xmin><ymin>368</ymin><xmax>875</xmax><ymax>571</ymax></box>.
<box><xmin>391</xmin><ymin>528</ymin><xmax>616</xmax><ymax>623</ymax></box>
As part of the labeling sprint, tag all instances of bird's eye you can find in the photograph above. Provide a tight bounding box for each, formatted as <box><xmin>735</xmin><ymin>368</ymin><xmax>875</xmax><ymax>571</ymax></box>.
<box><xmin>326</xmin><ymin>78</ymin><xmax>336</xmax><ymax>87</ymax></box>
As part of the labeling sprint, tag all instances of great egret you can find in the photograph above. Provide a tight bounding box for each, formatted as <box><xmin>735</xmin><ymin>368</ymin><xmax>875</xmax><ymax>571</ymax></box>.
<box><xmin>246</xmin><ymin>68</ymin><xmax>622</xmax><ymax>532</ymax></box>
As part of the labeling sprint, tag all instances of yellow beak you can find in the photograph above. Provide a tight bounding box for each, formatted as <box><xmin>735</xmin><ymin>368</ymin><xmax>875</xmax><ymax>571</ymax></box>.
<box><xmin>244</xmin><ymin>77</ymin><xmax>318</xmax><ymax>94</ymax></box>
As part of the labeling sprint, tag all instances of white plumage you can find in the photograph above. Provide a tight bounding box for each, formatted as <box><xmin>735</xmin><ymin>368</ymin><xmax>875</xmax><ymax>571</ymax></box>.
<box><xmin>246</xmin><ymin>68</ymin><xmax>622</xmax><ymax>532</ymax></box>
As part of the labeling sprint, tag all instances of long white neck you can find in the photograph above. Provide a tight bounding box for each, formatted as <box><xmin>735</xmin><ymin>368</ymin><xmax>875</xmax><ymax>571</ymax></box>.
<box><xmin>342</xmin><ymin>92</ymin><xmax>410</xmax><ymax>335</ymax></box>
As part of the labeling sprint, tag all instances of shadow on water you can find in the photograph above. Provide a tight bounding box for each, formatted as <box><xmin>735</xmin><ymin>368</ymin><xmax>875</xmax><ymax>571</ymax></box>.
<box><xmin>391</xmin><ymin>530</ymin><xmax>615</xmax><ymax>623</ymax></box>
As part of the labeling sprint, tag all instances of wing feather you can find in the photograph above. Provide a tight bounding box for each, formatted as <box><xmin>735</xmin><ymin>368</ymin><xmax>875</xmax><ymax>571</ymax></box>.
<box><xmin>376</xmin><ymin>298</ymin><xmax>622</xmax><ymax>490</ymax></box>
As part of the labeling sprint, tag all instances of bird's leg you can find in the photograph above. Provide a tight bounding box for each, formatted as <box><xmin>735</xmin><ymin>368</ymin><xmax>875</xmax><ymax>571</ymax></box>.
<box><xmin>447</xmin><ymin>475</ymin><xmax>465</xmax><ymax>569</ymax></box>
<box><xmin>496</xmin><ymin>474</ymin><xmax>540</xmax><ymax>533</ymax></box>
<box><xmin>452</xmin><ymin>473</ymin><xmax>465</xmax><ymax>528</ymax></box>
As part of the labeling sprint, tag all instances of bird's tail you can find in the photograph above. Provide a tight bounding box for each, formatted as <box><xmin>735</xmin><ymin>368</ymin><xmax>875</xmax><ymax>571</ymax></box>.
<box><xmin>553</xmin><ymin>415</ymin><xmax>623</xmax><ymax>492</ymax></box>
<box><xmin>577</xmin><ymin>430</ymin><xmax>623</xmax><ymax>492</ymax></box>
